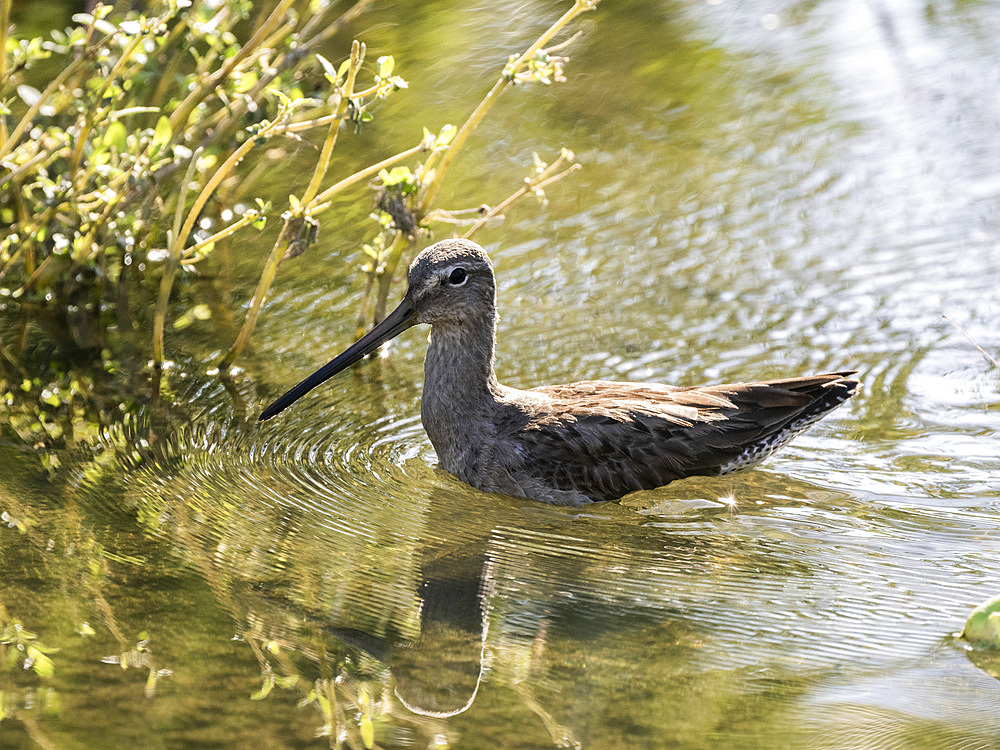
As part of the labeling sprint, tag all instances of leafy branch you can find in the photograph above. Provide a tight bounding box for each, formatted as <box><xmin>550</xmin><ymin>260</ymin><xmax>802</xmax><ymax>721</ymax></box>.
<box><xmin>349</xmin><ymin>0</ymin><xmax>600</xmax><ymax>331</ymax></box>
<box><xmin>0</xmin><ymin>0</ymin><xmax>599</xmax><ymax>379</ymax></box>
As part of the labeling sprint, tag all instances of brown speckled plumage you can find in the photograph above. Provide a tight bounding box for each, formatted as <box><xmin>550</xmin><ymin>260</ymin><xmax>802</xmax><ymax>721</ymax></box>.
<box><xmin>260</xmin><ymin>239</ymin><xmax>859</xmax><ymax>505</ymax></box>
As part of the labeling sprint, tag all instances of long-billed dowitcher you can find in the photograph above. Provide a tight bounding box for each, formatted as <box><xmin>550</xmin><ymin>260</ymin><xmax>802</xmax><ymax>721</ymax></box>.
<box><xmin>260</xmin><ymin>239</ymin><xmax>858</xmax><ymax>505</ymax></box>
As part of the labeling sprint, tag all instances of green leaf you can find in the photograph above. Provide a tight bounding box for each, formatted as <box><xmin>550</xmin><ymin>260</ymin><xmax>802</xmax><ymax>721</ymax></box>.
<box><xmin>316</xmin><ymin>53</ymin><xmax>337</xmax><ymax>84</ymax></box>
<box><xmin>378</xmin><ymin>166</ymin><xmax>413</xmax><ymax>186</ymax></box>
<box><xmin>436</xmin><ymin>124</ymin><xmax>457</xmax><ymax>147</ymax></box>
<box><xmin>250</xmin><ymin>673</ymin><xmax>274</xmax><ymax>701</ymax></box>
<box><xmin>93</xmin><ymin>18</ymin><xmax>117</xmax><ymax>36</ymax></box>
<box><xmin>963</xmin><ymin>595</ymin><xmax>1000</xmax><ymax>648</ymax></box>
<box><xmin>26</xmin><ymin>646</ymin><xmax>55</xmax><ymax>678</ymax></box>
<box><xmin>235</xmin><ymin>71</ymin><xmax>258</xmax><ymax>94</ymax></box>
<box><xmin>196</xmin><ymin>153</ymin><xmax>217</xmax><ymax>173</ymax></box>
<box><xmin>315</xmin><ymin>692</ymin><xmax>331</xmax><ymax>714</ymax></box>
<box><xmin>172</xmin><ymin>304</ymin><xmax>212</xmax><ymax>330</ymax></box>
<box><xmin>105</xmin><ymin>121</ymin><xmax>127</xmax><ymax>152</ymax></box>
<box><xmin>16</xmin><ymin>85</ymin><xmax>41</xmax><ymax>107</ymax></box>
<box><xmin>151</xmin><ymin>115</ymin><xmax>171</xmax><ymax>154</ymax></box>
<box><xmin>360</xmin><ymin>714</ymin><xmax>374</xmax><ymax>749</ymax></box>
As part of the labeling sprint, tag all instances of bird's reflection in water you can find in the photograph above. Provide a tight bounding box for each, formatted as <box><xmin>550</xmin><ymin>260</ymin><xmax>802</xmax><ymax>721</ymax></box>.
<box><xmin>223</xmin><ymin>480</ymin><xmax>611</xmax><ymax>747</ymax></box>
<box><xmin>323</xmin><ymin>561</ymin><xmax>489</xmax><ymax>719</ymax></box>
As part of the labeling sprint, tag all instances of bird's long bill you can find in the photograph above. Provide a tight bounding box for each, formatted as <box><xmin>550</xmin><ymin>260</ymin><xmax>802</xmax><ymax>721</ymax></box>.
<box><xmin>258</xmin><ymin>296</ymin><xmax>417</xmax><ymax>421</ymax></box>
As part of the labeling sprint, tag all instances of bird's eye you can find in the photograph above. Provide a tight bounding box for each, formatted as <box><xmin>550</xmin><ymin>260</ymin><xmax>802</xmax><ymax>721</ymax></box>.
<box><xmin>447</xmin><ymin>267</ymin><xmax>467</xmax><ymax>286</ymax></box>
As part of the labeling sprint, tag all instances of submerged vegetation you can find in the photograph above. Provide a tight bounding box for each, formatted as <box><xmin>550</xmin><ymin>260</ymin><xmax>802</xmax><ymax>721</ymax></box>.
<box><xmin>0</xmin><ymin>0</ymin><xmax>597</xmax><ymax>456</ymax></box>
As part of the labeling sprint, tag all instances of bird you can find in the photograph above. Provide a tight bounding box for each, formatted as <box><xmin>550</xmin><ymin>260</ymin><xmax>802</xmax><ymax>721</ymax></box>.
<box><xmin>259</xmin><ymin>238</ymin><xmax>859</xmax><ymax>505</ymax></box>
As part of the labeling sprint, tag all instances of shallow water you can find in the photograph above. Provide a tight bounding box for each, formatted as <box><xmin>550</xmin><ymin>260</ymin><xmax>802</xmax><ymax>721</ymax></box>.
<box><xmin>3</xmin><ymin>0</ymin><xmax>1000</xmax><ymax>747</ymax></box>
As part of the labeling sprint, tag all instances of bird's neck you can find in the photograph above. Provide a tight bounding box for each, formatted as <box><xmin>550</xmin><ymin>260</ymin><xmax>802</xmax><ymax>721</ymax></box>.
<box><xmin>421</xmin><ymin>310</ymin><xmax>503</xmax><ymax>474</ymax></box>
<box><xmin>423</xmin><ymin>311</ymin><xmax>501</xmax><ymax>404</ymax></box>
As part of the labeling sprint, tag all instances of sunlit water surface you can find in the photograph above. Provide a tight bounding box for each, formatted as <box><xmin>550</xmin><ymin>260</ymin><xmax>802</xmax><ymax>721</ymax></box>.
<box><xmin>3</xmin><ymin>0</ymin><xmax>1000</xmax><ymax>747</ymax></box>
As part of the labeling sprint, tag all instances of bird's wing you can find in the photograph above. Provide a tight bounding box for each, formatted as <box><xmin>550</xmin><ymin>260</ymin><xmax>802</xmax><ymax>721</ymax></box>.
<box><xmin>512</xmin><ymin>374</ymin><xmax>856</xmax><ymax>501</ymax></box>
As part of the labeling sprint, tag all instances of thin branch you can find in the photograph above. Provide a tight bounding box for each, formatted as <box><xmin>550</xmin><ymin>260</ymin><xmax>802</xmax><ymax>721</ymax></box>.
<box><xmin>300</xmin><ymin>40</ymin><xmax>364</xmax><ymax>207</ymax></box>
<box><xmin>168</xmin><ymin>98</ymin><xmax>291</xmax><ymax>262</ymax></box>
<box><xmin>0</xmin><ymin>0</ymin><xmax>10</xmax><ymax>147</ymax></box>
<box><xmin>419</xmin><ymin>0</ymin><xmax>599</xmax><ymax>211</ymax></box>
<box><xmin>181</xmin><ymin>210</ymin><xmax>262</xmax><ymax>261</ymax></box>
<box><xmin>311</xmin><ymin>142</ymin><xmax>425</xmax><ymax>211</ymax></box>
<box><xmin>168</xmin><ymin>0</ymin><xmax>297</xmax><ymax>132</ymax></box>
<box><xmin>0</xmin><ymin>56</ymin><xmax>86</xmax><ymax>160</ymax></box>
<box><xmin>463</xmin><ymin>163</ymin><xmax>581</xmax><ymax>239</ymax></box>
<box><xmin>153</xmin><ymin>150</ymin><xmax>203</xmax><ymax>365</ymax></box>
<box><xmin>942</xmin><ymin>313</ymin><xmax>999</xmax><ymax>368</ymax></box>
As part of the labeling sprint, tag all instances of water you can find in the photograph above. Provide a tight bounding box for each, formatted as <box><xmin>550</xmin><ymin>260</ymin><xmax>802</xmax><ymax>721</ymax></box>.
<box><xmin>2</xmin><ymin>0</ymin><xmax>1000</xmax><ymax>747</ymax></box>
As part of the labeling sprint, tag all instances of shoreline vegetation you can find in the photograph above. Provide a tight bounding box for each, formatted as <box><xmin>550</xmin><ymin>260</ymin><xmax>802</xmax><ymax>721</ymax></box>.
<box><xmin>1</xmin><ymin>0</ymin><xmax>599</xmax><ymax>459</ymax></box>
